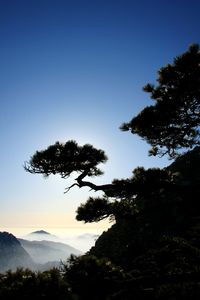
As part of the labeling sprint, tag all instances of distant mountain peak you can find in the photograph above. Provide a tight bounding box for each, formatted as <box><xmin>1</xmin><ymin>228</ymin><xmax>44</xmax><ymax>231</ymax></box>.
<box><xmin>31</xmin><ymin>230</ymin><xmax>51</xmax><ymax>235</ymax></box>
<box><xmin>26</xmin><ymin>230</ymin><xmax>57</xmax><ymax>242</ymax></box>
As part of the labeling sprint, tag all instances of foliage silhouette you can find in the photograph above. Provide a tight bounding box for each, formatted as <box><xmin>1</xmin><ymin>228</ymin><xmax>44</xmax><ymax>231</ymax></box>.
<box><xmin>0</xmin><ymin>268</ymin><xmax>76</xmax><ymax>299</ymax></box>
<box><xmin>121</xmin><ymin>44</ymin><xmax>200</xmax><ymax>158</ymax></box>
<box><xmin>24</xmin><ymin>44</ymin><xmax>200</xmax><ymax>299</ymax></box>
<box><xmin>63</xmin><ymin>255</ymin><xmax>125</xmax><ymax>300</ymax></box>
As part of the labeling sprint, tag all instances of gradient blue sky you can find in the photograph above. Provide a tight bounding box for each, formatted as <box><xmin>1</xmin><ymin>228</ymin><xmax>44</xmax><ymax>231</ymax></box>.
<box><xmin>0</xmin><ymin>0</ymin><xmax>200</xmax><ymax>230</ymax></box>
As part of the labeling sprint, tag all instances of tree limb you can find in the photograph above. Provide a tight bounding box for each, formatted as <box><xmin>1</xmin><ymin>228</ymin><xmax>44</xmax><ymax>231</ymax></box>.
<box><xmin>64</xmin><ymin>183</ymin><xmax>80</xmax><ymax>193</ymax></box>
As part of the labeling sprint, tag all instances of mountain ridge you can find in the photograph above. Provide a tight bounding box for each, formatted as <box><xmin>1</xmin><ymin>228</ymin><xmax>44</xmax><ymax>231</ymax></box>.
<box><xmin>0</xmin><ymin>231</ymin><xmax>82</xmax><ymax>272</ymax></box>
<box><xmin>0</xmin><ymin>232</ymin><xmax>34</xmax><ymax>272</ymax></box>
<box><xmin>18</xmin><ymin>238</ymin><xmax>82</xmax><ymax>264</ymax></box>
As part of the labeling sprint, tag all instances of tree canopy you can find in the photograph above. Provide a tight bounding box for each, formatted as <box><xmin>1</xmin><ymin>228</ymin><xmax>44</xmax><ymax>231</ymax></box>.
<box><xmin>121</xmin><ymin>44</ymin><xmax>200</xmax><ymax>158</ymax></box>
<box><xmin>25</xmin><ymin>44</ymin><xmax>200</xmax><ymax>224</ymax></box>
<box><xmin>25</xmin><ymin>140</ymin><xmax>107</xmax><ymax>178</ymax></box>
<box><xmin>23</xmin><ymin>44</ymin><xmax>200</xmax><ymax>299</ymax></box>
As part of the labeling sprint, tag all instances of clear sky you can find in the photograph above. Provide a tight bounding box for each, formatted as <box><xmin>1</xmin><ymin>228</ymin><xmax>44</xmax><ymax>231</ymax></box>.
<box><xmin>0</xmin><ymin>0</ymin><xmax>200</xmax><ymax>231</ymax></box>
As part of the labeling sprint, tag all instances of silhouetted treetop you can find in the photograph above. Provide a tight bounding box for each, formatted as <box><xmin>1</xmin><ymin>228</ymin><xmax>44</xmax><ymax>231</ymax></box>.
<box><xmin>25</xmin><ymin>140</ymin><xmax>116</xmax><ymax>194</ymax></box>
<box><xmin>25</xmin><ymin>140</ymin><xmax>108</xmax><ymax>178</ymax></box>
<box><xmin>121</xmin><ymin>44</ymin><xmax>200</xmax><ymax>158</ymax></box>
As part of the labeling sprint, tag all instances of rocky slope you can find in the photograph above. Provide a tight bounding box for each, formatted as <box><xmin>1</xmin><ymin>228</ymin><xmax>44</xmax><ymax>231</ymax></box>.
<box><xmin>0</xmin><ymin>232</ymin><xmax>34</xmax><ymax>272</ymax></box>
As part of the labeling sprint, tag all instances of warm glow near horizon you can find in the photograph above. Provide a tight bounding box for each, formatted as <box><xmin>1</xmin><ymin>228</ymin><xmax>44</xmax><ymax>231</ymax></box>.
<box><xmin>0</xmin><ymin>211</ymin><xmax>112</xmax><ymax>231</ymax></box>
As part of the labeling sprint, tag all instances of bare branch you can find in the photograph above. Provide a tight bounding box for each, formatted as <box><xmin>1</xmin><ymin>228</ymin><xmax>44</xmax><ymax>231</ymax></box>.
<box><xmin>64</xmin><ymin>183</ymin><xmax>79</xmax><ymax>193</ymax></box>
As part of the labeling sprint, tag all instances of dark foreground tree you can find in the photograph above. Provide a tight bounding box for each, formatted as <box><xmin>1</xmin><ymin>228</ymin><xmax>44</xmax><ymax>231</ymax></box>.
<box><xmin>24</xmin><ymin>44</ymin><xmax>200</xmax><ymax>299</ymax></box>
<box><xmin>25</xmin><ymin>45</ymin><xmax>200</xmax><ymax>223</ymax></box>
<box><xmin>121</xmin><ymin>44</ymin><xmax>200</xmax><ymax>158</ymax></box>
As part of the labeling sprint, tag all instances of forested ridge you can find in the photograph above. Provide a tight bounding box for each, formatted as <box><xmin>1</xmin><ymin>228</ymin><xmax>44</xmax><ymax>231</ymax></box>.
<box><xmin>1</xmin><ymin>44</ymin><xmax>200</xmax><ymax>299</ymax></box>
